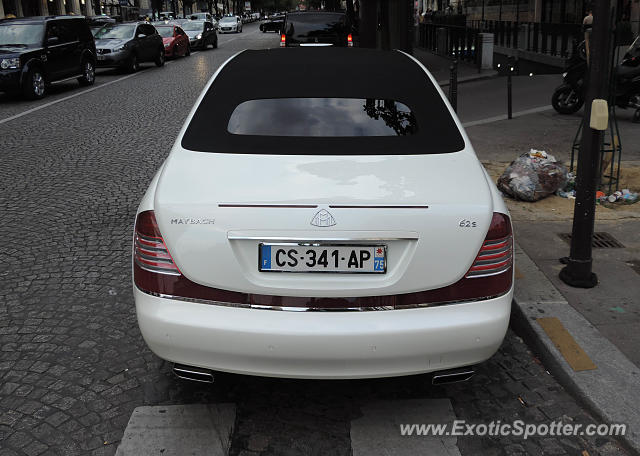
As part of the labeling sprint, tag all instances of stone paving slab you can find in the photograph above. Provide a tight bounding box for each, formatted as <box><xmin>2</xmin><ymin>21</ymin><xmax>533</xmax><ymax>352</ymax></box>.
<box><xmin>351</xmin><ymin>399</ymin><xmax>461</xmax><ymax>456</ymax></box>
<box><xmin>115</xmin><ymin>404</ymin><xmax>236</xmax><ymax>456</ymax></box>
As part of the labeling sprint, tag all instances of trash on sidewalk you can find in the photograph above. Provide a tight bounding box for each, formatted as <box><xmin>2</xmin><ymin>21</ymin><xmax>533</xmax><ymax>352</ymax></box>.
<box><xmin>556</xmin><ymin>186</ymin><xmax>638</xmax><ymax>204</ymax></box>
<box><xmin>497</xmin><ymin>150</ymin><xmax>568</xmax><ymax>202</ymax></box>
<box><xmin>597</xmin><ymin>188</ymin><xmax>639</xmax><ymax>204</ymax></box>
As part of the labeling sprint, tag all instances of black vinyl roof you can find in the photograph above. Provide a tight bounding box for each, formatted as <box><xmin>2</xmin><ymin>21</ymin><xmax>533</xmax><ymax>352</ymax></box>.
<box><xmin>182</xmin><ymin>48</ymin><xmax>465</xmax><ymax>155</ymax></box>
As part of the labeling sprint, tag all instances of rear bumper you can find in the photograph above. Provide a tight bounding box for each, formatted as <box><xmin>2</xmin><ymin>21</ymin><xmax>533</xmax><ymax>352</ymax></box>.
<box><xmin>134</xmin><ymin>286</ymin><xmax>512</xmax><ymax>379</ymax></box>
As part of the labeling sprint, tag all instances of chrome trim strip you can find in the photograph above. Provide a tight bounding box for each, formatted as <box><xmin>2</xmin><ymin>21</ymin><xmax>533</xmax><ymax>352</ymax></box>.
<box><xmin>228</xmin><ymin>235</ymin><xmax>419</xmax><ymax>241</ymax></box>
<box><xmin>465</xmin><ymin>264</ymin><xmax>512</xmax><ymax>278</ymax></box>
<box><xmin>136</xmin><ymin>287</ymin><xmax>507</xmax><ymax>312</ymax></box>
<box><xmin>219</xmin><ymin>204</ymin><xmax>318</xmax><ymax>208</ymax></box>
<box><xmin>50</xmin><ymin>74</ymin><xmax>84</xmax><ymax>84</ymax></box>
<box><xmin>135</xmin><ymin>251</ymin><xmax>173</xmax><ymax>263</ymax></box>
<box><xmin>134</xmin><ymin>258</ymin><xmax>181</xmax><ymax>276</ymax></box>
<box><xmin>46</xmin><ymin>40</ymin><xmax>80</xmax><ymax>49</ymax></box>
<box><xmin>329</xmin><ymin>205</ymin><xmax>429</xmax><ymax>209</ymax></box>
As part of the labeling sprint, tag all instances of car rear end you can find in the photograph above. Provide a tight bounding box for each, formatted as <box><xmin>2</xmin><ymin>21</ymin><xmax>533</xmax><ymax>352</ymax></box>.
<box><xmin>282</xmin><ymin>12</ymin><xmax>352</xmax><ymax>47</ymax></box>
<box><xmin>133</xmin><ymin>48</ymin><xmax>513</xmax><ymax>379</ymax></box>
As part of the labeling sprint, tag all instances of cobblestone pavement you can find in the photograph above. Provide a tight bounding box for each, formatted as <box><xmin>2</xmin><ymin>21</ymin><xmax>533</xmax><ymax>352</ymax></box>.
<box><xmin>0</xmin><ymin>23</ymin><xmax>631</xmax><ymax>456</ymax></box>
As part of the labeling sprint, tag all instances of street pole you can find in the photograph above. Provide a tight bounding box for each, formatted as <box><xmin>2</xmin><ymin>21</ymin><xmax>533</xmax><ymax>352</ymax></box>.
<box><xmin>559</xmin><ymin>0</ymin><xmax>614</xmax><ymax>288</ymax></box>
<box><xmin>449</xmin><ymin>59</ymin><xmax>458</xmax><ymax>113</ymax></box>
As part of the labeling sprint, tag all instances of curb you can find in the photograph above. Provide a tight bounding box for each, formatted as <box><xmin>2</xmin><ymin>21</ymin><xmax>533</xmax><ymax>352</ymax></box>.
<box><xmin>438</xmin><ymin>70</ymin><xmax>499</xmax><ymax>87</ymax></box>
<box><xmin>511</xmin><ymin>243</ymin><xmax>640</xmax><ymax>455</ymax></box>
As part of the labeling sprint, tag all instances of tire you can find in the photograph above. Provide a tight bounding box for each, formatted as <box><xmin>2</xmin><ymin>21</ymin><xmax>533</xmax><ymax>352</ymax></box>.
<box><xmin>77</xmin><ymin>59</ymin><xmax>96</xmax><ymax>86</ymax></box>
<box><xmin>213</xmin><ymin>36</ymin><xmax>218</xmax><ymax>48</ymax></box>
<box><xmin>633</xmin><ymin>109</ymin><xmax>640</xmax><ymax>124</ymax></box>
<box><xmin>185</xmin><ymin>44</ymin><xmax>191</xmax><ymax>56</ymax></box>
<box><xmin>552</xmin><ymin>85</ymin><xmax>584</xmax><ymax>114</ymax></box>
<box><xmin>155</xmin><ymin>49</ymin><xmax>165</xmax><ymax>67</ymax></box>
<box><xmin>128</xmin><ymin>53</ymin><xmax>140</xmax><ymax>73</ymax></box>
<box><xmin>22</xmin><ymin>67</ymin><xmax>46</xmax><ymax>100</ymax></box>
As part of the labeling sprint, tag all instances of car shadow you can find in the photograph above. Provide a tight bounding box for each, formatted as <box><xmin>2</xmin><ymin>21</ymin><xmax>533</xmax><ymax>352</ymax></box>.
<box><xmin>0</xmin><ymin>66</ymin><xmax>155</xmax><ymax>105</ymax></box>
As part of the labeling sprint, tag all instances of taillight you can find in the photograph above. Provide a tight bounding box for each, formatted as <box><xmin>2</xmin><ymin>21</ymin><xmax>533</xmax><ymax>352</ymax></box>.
<box><xmin>347</xmin><ymin>33</ymin><xmax>353</xmax><ymax>47</ymax></box>
<box><xmin>134</xmin><ymin>211</ymin><xmax>180</xmax><ymax>276</ymax></box>
<box><xmin>466</xmin><ymin>213</ymin><xmax>512</xmax><ymax>278</ymax></box>
<box><xmin>134</xmin><ymin>210</ymin><xmax>512</xmax><ymax>309</ymax></box>
<box><xmin>280</xmin><ymin>34</ymin><xmax>286</xmax><ymax>47</ymax></box>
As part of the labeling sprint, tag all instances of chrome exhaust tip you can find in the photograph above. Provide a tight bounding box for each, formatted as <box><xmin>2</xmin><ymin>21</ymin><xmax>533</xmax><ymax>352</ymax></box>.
<box><xmin>431</xmin><ymin>367</ymin><xmax>475</xmax><ymax>385</ymax></box>
<box><xmin>173</xmin><ymin>363</ymin><xmax>214</xmax><ymax>383</ymax></box>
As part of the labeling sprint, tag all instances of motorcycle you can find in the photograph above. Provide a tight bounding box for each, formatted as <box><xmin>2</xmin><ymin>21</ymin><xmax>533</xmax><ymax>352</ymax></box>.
<box><xmin>552</xmin><ymin>36</ymin><xmax>640</xmax><ymax>122</ymax></box>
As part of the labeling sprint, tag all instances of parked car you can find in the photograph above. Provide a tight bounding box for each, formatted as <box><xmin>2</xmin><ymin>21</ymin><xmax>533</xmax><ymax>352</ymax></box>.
<box><xmin>158</xmin><ymin>11</ymin><xmax>175</xmax><ymax>20</ymax></box>
<box><xmin>156</xmin><ymin>24</ymin><xmax>190</xmax><ymax>58</ymax></box>
<box><xmin>94</xmin><ymin>22</ymin><xmax>165</xmax><ymax>72</ymax></box>
<box><xmin>181</xmin><ymin>20</ymin><xmax>217</xmax><ymax>50</ymax></box>
<box><xmin>218</xmin><ymin>15</ymin><xmax>242</xmax><ymax>33</ymax></box>
<box><xmin>132</xmin><ymin>48</ymin><xmax>514</xmax><ymax>383</ymax></box>
<box><xmin>0</xmin><ymin>16</ymin><xmax>96</xmax><ymax>99</ymax></box>
<box><xmin>190</xmin><ymin>12</ymin><xmax>213</xmax><ymax>23</ymax></box>
<box><xmin>259</xmin><ymin>14</ymin><xmax>284</xmax><ymax>33</ymax></box>
<box><xmin>281</xmin><ymin>11</ymin><xmax>352</xmax><ymax>47</ymax></box>
<box><xmin>189</xmin><ymin>13</ymin><xmax>217</xmax><ymax>29</ymax></box>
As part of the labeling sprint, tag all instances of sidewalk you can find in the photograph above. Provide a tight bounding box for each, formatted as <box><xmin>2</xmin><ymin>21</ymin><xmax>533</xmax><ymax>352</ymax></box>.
<box><xmin>412</xmin><ymin>48</ymin><xmax>498</xmax><ymax>86</ymax></box>
<box><xmin>465</xmin><ymin>111</ymin><xmax>640</xmax><ymax>454</ymax></box>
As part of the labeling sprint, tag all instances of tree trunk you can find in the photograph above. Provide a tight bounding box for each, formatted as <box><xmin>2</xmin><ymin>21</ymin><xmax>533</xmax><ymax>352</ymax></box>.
<box><xmin>358</xmin><ymin>0</ymin><xmax>377</xmax><ymax>48</ymax></box>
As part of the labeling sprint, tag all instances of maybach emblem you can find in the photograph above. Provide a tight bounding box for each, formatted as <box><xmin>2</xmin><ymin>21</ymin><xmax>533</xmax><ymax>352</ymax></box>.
<box><xmin>310</xmin><ymin>209</ymin><xmax>336</xmax><ymax>227</ymax></box>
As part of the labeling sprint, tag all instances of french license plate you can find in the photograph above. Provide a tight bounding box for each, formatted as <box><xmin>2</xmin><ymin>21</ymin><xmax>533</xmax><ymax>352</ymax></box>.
<box><xmin>259</xmin><ymin>243</ymin><xmax>386</xmax><ymax>273</ymax></box>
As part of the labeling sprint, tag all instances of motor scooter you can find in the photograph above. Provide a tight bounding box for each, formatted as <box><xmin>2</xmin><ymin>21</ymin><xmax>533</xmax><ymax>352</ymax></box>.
<box><xmin>552</xmin><ymin>36</ymin><xmax>640</xmax><ymax>122</ymax></box>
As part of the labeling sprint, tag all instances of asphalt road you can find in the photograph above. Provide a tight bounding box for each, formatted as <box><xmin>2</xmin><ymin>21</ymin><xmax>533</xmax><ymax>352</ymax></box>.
<box><xmin>0</xmin><ymin>22</ymin><xmax>629</xmax><ymax>456</ymax></box>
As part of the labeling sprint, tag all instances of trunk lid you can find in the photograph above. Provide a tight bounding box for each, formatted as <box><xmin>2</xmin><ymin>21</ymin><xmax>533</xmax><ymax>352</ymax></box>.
<box><xmin>154</xmin><ymin>151</ymin><xmax>494</xmax><ymax>297</ymax></box>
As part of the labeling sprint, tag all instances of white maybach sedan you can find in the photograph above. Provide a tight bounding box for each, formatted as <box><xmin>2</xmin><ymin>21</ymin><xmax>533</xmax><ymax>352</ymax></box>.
<box><xmin>133</xmin><ymin>48</ymin><xmax>514</xmax><ymax>382</ymax></box>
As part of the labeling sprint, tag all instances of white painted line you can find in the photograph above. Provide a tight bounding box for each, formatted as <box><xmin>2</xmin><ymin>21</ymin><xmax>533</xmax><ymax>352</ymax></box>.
<box><xmin>351</xmin><ymin>399</ymin><xmax>462</xmax><ymax>456</ymax></box>
<box><xmin>462</xmin><ymin>105</ymin><xmax>554</xmax><ymax>128</ymax></box>
<box><xmin>115</xmin><ymin>404</ymin><xmax>236</xmax><ymax>456</ymax></box>
<box><xmin>0</xmin><ymin>72</ymin><xmax>139</xmax><ymax>126</ymax></box>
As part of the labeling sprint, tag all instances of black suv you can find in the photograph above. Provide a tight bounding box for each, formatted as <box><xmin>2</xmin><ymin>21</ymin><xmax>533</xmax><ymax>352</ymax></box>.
<box><xmin>259</xmin><ymin>14</ymin><xmax>284</xmax><ymax>33</ymax></box>
<box><xmin>0</xmin><ymin>16</ymin><xmax>97</xmax><ymax>99</ymax></box>
<box><xmin>281</xmin><ymin>12</ymin><xmax>352</xmax><ymax>47</ymax></box>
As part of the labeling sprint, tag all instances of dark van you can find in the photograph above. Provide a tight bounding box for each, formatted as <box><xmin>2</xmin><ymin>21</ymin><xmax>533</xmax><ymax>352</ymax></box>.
<box><xmin>281</xmin><ymin>12</ymin><xmax>352</xmax><ymax>47</ymax></box>
<box><xmin>0</xmin><ymin>16</ymin><xmax>97</xmax><ymax>99</ymax></box>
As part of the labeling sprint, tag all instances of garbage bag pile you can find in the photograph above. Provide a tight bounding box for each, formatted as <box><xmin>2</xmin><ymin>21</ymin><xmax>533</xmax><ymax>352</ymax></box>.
<box><xmin>497</xmin><ymin>150</ymin><xmax>569</xmax><ymax>202</ymax></box>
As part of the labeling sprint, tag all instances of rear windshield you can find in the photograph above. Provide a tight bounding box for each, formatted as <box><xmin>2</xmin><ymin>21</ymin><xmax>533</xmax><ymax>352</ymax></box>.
<box><xmin>181</xmin><ymin>49</ymin><xmax>465</xmax><ymax>155</ymax></box>
<box><xmin>182</xmin><ymin>21</ymin><xmax>205</xmax><ymax>31</ymax></box>
<box><xmin>285</xmin><ymin>13</ymin><xmax>346</xmax><ymax>37</ymax></box>
<box><xmin>228</xmin><ymin>98</ymin><xmax>417</xmax><ymax>137</ymax></box>
<box><xmin>156</xmin><ymin>26</ymin><xmax>174</xmax><ymax>37</ymax></box>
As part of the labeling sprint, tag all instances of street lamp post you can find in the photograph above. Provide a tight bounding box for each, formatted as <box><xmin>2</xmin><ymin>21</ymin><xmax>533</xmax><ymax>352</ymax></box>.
<box><xmin>559</xmin><ymin>0</ymin><xmax>615</xmax><ymax>288</ymax></box>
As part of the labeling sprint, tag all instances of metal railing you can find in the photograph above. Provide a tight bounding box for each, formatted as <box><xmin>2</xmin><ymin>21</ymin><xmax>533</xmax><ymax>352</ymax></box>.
<box><xmin>418</xmin><ymin>23</ymin><xmax>480</xmax><ymax>64</ymax></box>
<box><xmin>468</xmin><ymin>20</ymin><xmax>582</xmax><ymax>58</ymax></box>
